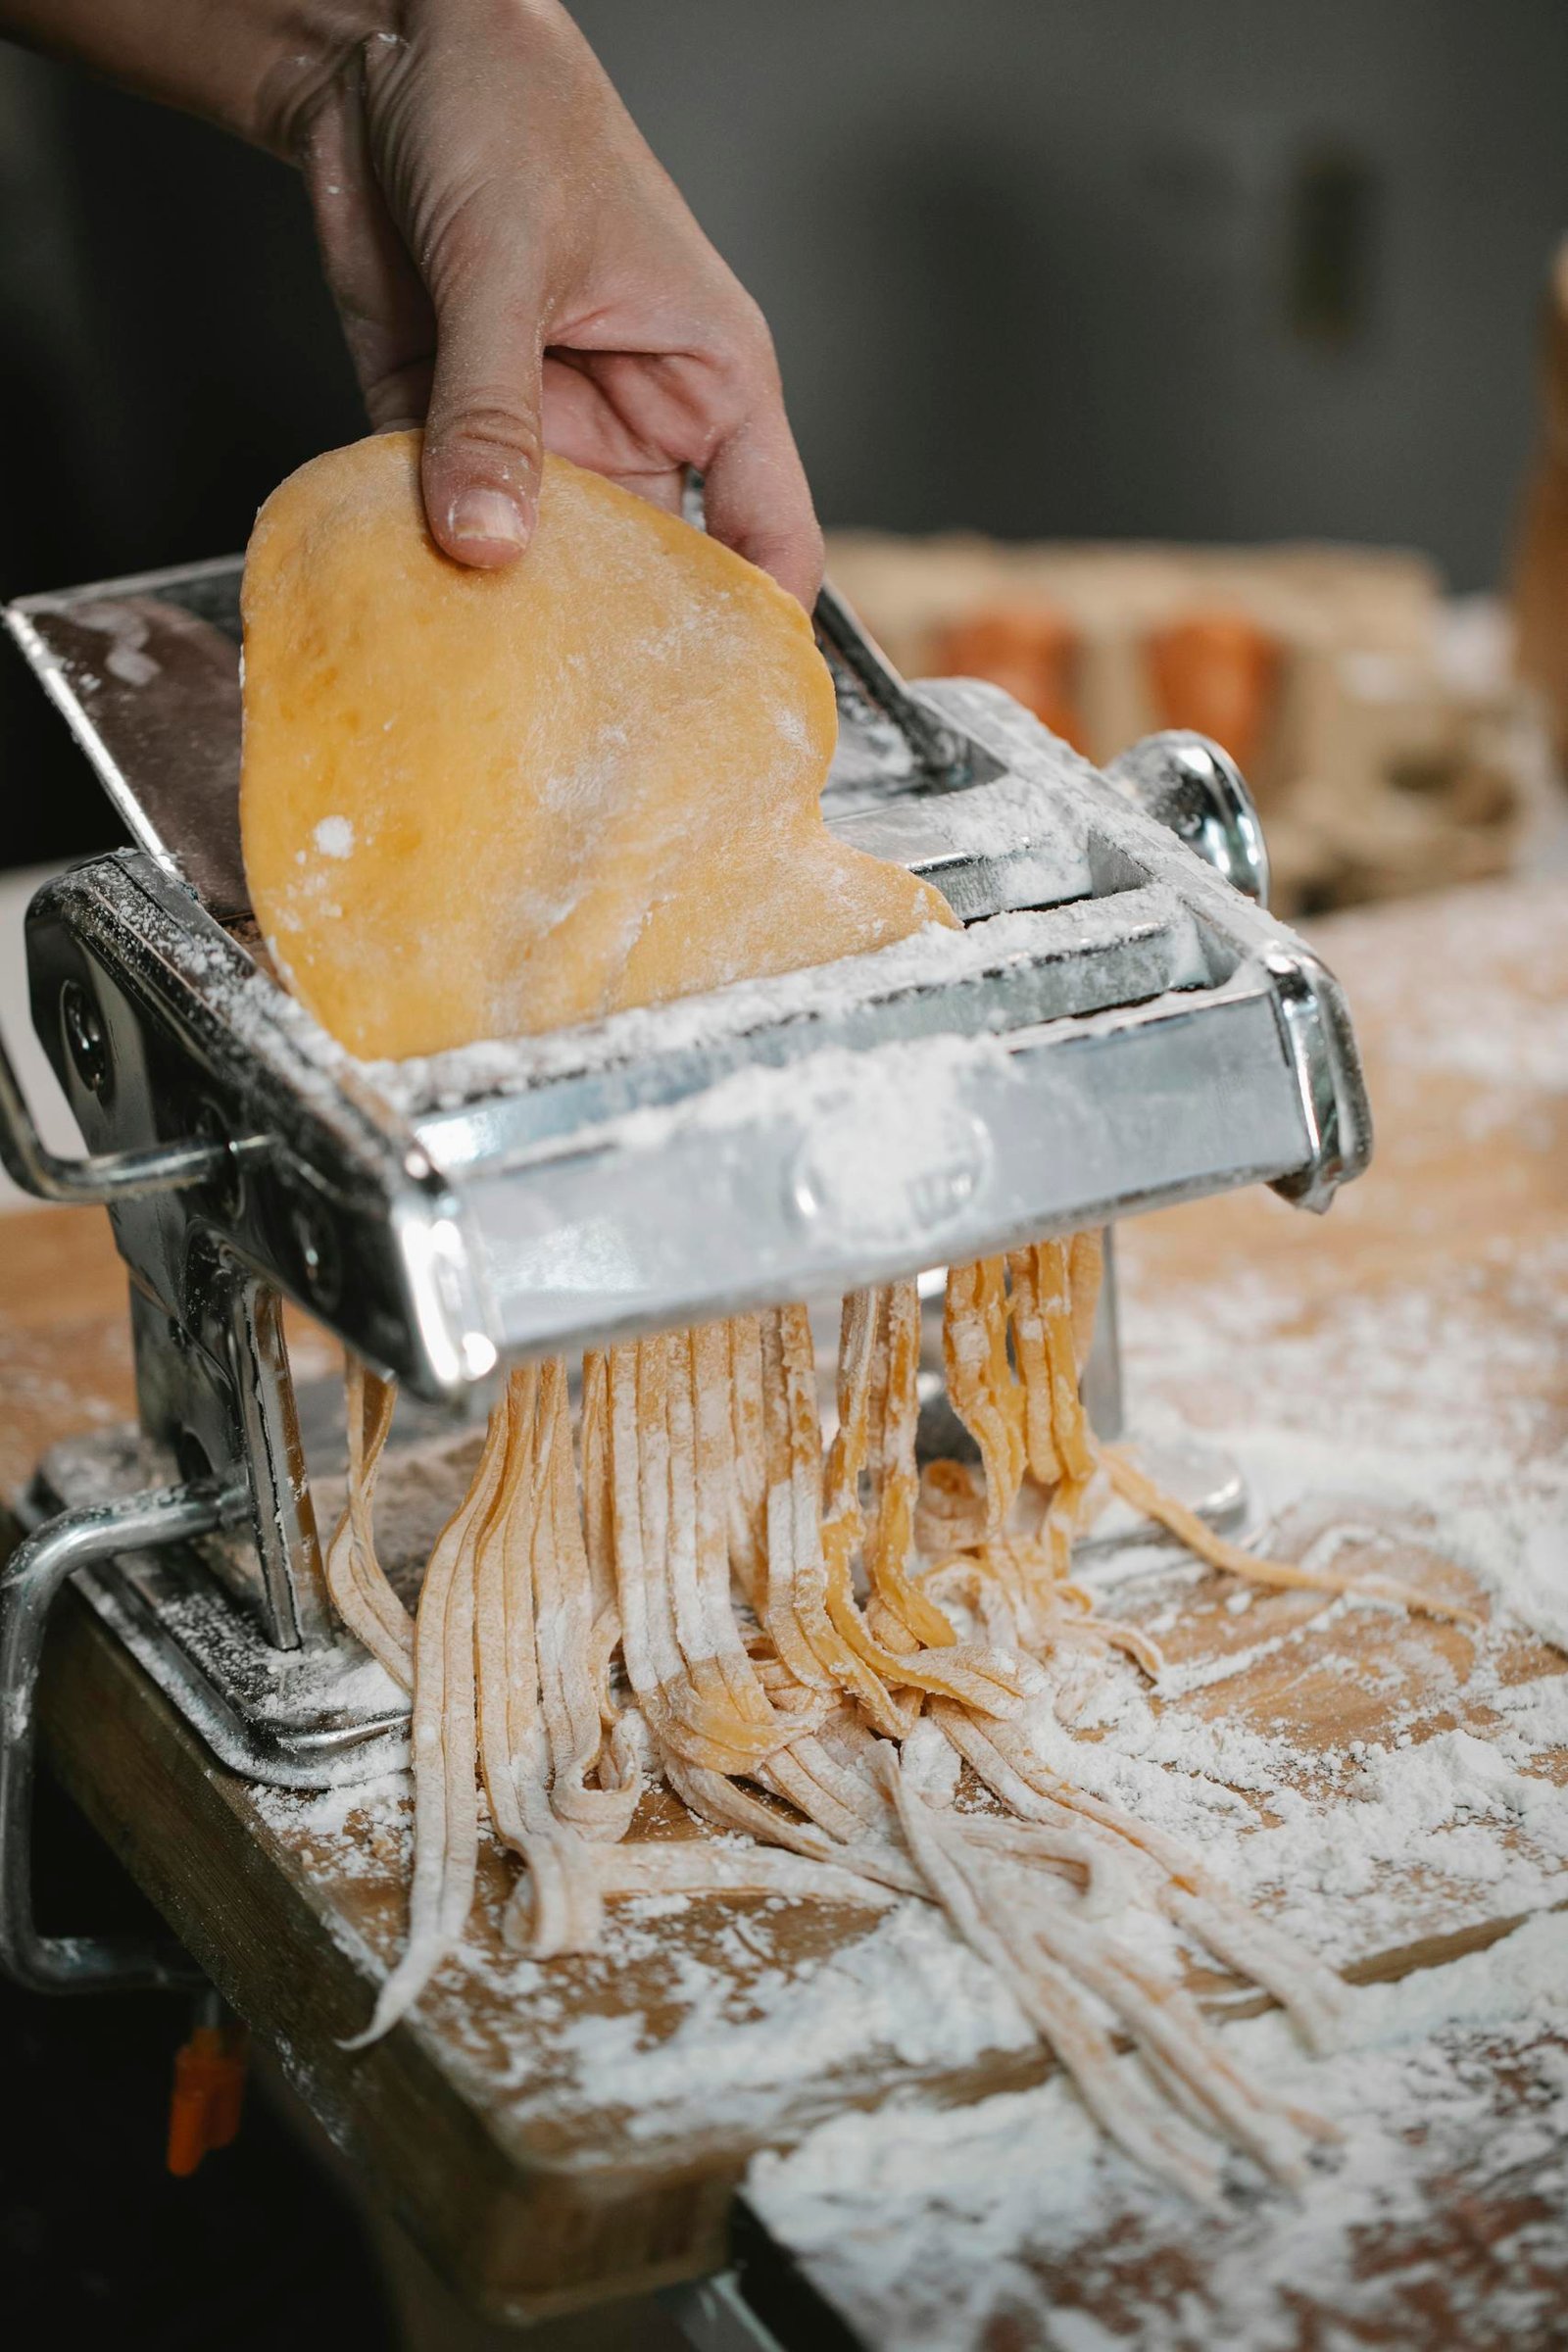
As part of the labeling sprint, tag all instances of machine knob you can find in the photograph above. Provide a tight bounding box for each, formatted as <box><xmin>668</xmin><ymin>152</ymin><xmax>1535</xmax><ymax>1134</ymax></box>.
<box><xmin>1106</xmin><ymin>729</ymin><xmax>1270</xmax><ymax>909</ymax></box>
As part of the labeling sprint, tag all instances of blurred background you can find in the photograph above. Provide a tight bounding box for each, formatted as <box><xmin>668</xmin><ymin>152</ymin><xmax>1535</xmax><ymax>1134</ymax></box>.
<box><xmin>3</xmin><ymin>0</ymin><xmax>1568</xmax><ymax>869</ymax></box>
<box><xmin>2</xmin><ymin>6</ymin><xmax>1567</xmax><ymax>2344</ymax></box>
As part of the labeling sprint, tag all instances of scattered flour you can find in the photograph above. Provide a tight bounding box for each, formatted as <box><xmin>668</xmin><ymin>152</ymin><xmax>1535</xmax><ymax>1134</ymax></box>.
<box><xmin>747</xmin><ymin>1912</ymin><xmax>1568</xmax><ymax>2351</ymax></box>
<box><xmin>518</xmin><ymin>1899</ymin><xmax>1037</xmax><ymax>2139</ymax></box>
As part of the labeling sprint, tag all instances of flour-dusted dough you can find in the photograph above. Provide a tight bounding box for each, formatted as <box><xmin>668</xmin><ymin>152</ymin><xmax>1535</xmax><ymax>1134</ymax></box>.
<box><xmin>240</xmin><ymin>431</ymin><xmax>954</xmax><ymax>1059</ymax></box>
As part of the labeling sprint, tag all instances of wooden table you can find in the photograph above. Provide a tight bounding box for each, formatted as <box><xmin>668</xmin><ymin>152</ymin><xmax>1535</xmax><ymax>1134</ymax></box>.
<box><xmin>3</xmin><ymin>874</ymin><xmax>1566</xmax><ymax>2342</ymax></box>
<box><xmin>754</xmin><ymin>875</ymin><xmax>1568</xmax><ymax>2348</ymax></box>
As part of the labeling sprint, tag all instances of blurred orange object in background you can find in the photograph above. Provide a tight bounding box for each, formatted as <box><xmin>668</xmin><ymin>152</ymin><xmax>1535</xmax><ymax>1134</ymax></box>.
<box><xmin>927</xmin><ymin>605</ymin><xmax>1089</xmax><ymax>753</ymax></box>
<box><xmin>1511</xmin><ymin>238</ymin><xmax>1568</xmax><ymax>765</ymax></box>
<box><xmin>1145</xmin><ymin>612</ymin><xmax>1281</xmax><ymax>774</ymax></box>
<box><xmin>166</xmin><ymin>2015</ymin><xmax>249</xmax><ymax>2178</ymax></box>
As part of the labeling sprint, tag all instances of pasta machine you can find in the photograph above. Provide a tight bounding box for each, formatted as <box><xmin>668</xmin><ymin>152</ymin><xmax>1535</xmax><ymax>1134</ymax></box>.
<box><xmin>0</xmin><ymin>556</ymin><xmax>1370</xmax><ymax>1993</ymax></box>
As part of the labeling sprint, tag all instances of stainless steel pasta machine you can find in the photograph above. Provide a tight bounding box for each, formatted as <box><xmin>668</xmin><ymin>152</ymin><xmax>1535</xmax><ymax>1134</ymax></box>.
<box><xmin>0</xmin><ymin>555</ymin><xmax>1370</xmax><ymax>1991</ymax></box>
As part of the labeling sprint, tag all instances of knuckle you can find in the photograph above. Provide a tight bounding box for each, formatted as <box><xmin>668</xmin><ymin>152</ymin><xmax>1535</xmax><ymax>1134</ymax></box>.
<box><xmin>726</xmin><ymin>292</ymin><xmax>779</xmax><ymax>379</ymax></box>
<box><xmin>689</xmin><ymin>281</ymin><xmax>778</xmax><ymax>400</ymax></box>
<box><xmin>432</xmin><ymin>398</ymin><xmax>543</xmax><ymax>472</ymax></box>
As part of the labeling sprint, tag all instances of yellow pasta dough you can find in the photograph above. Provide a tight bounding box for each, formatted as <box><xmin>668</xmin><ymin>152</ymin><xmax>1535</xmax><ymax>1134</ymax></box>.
<box><xmin>241</xmin><ymin>430</ymin><xmax>954</xmax><ymax>1059</ymax></box>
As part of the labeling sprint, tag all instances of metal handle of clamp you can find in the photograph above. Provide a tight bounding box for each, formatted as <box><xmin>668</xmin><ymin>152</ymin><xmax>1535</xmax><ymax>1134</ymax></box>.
<box><xmin>815</xmin><ymin>581</ymin><xmax>972</xmax><ymax>785</ymax></box>
<box><xmin>0</xmin><ymin>1017</ymin><xmax>234</xmax><ymax>1205</ymax></box>
<box><xmin>0</xmin><ymin>1476</ymin><xmax>244</xmax><ymax>1993</ymax></box>
<box><xmin>1107</xmin><ymin>730</ymin><xmax>1271</xmax><ymax>908</ymax></box>
<box><xmin>1262</xmin><ymin>947</ymin><xmax>1375</xmax><ymax>1212</ymax></box>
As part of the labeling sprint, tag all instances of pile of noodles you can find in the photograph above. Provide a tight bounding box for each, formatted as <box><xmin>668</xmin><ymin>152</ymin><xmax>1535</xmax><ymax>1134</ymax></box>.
<box><xmin>326</xmin><ymin>1236</ymin><xmax>1472</xmax><ymax>2200</ymax></box>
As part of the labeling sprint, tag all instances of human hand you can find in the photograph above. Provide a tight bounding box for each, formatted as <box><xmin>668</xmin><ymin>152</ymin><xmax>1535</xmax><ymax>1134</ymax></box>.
<box><xmin>272</xmin><ymin>0</ymin><xmax>822</xmax><ymax>599</ymax></box>
<box><xmin>1</xmin><ymin>0</ymin><xmax>821</xmax><ymax>597</ymax></box>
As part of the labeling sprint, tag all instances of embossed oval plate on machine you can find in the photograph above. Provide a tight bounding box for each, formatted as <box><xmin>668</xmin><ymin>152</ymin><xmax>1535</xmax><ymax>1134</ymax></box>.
<box><xmin>789</xmin><ymin>1099</ymin><xmax>994</xmax><ymax>1250</ymax></box>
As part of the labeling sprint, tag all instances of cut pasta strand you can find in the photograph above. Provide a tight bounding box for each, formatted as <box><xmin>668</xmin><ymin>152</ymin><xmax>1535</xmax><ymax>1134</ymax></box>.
<box><xmin>343</xmin><ymin>1391</ymin><xmax>511</xmax><ymax>2045</ymax></box>
<box><xmin>1102</xmin><ymin>1445</ymin><xmax>1481</xmax><ymax>1627</ymax></box>
<box><xmin>324</xmin><ymin>1359</ymin><xmax>415</xmax><ymax>1690</ymax></box>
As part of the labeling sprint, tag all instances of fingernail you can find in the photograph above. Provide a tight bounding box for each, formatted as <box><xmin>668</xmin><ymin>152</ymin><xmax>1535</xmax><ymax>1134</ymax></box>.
<box><xmin>447</xmin><ymin>487</ymin><xmax>527</xmax><ymax>554</ymax></box>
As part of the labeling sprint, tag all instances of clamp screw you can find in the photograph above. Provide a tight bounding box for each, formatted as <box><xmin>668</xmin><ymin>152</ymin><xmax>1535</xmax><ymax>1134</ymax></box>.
<box><xmin>290</xmin><ymin>1198</ymin><xmax>342</xmax><ymax>1313</ymax></box>
<box><xmin>195</xmin><ymin>1102</ymin><xmax>245</xmax><ymax>1223</ymax></box>
<box><xmin>61</xmin><ymin>980</ymin><xmax>111</xmax><ymax>1099</ymax></box>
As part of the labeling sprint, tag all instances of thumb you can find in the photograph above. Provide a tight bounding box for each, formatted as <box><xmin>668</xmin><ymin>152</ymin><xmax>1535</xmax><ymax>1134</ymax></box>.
<box><xmin>419</xmin><ymin>261</ymin><xmax>547</xmax><ymax>569</ymax></box>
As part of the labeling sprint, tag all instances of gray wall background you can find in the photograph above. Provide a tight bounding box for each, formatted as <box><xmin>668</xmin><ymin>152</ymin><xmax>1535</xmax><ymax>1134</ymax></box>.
<box><xmin>572</xmin><ymin>0</ymin><xmax>1568</xmax><ymax>585</ymax></box>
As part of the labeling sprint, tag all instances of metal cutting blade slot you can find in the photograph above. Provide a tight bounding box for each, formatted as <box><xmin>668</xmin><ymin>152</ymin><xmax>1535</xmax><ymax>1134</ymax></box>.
<box><xmin>406</xmin><ymin>887</ymin><xmax>1219</xmax><ymax>1168</ymax></box>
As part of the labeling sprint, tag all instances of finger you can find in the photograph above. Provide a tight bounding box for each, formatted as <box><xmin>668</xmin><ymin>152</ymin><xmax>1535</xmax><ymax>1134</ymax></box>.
<box><xmin>593</xmin><ymin>464</ymin><xmax>685</xmax><ymax>515</ymax></box>
<box><xmin>700</xmin><ymin>402</ymin><xmax>823</xmax><ymax>610</ymax></box>
<box><xmin>546</xmin><ymin>341</ymin><xmax>824</xmax><ymax>601</ymax></box>
<box><xmin>300</xmin><ymin>72</ymin><xmax>435</xmax><ymax>432</ymax></box>
<box><xmin>416</xmin><ymin>209</ymin><xmax>549</xmax><ymax>569</ymax></box>
<box><xmin>539</xmin><ymin>356</ymin><xmax>684</xmax><ymax>511</ymax></box>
